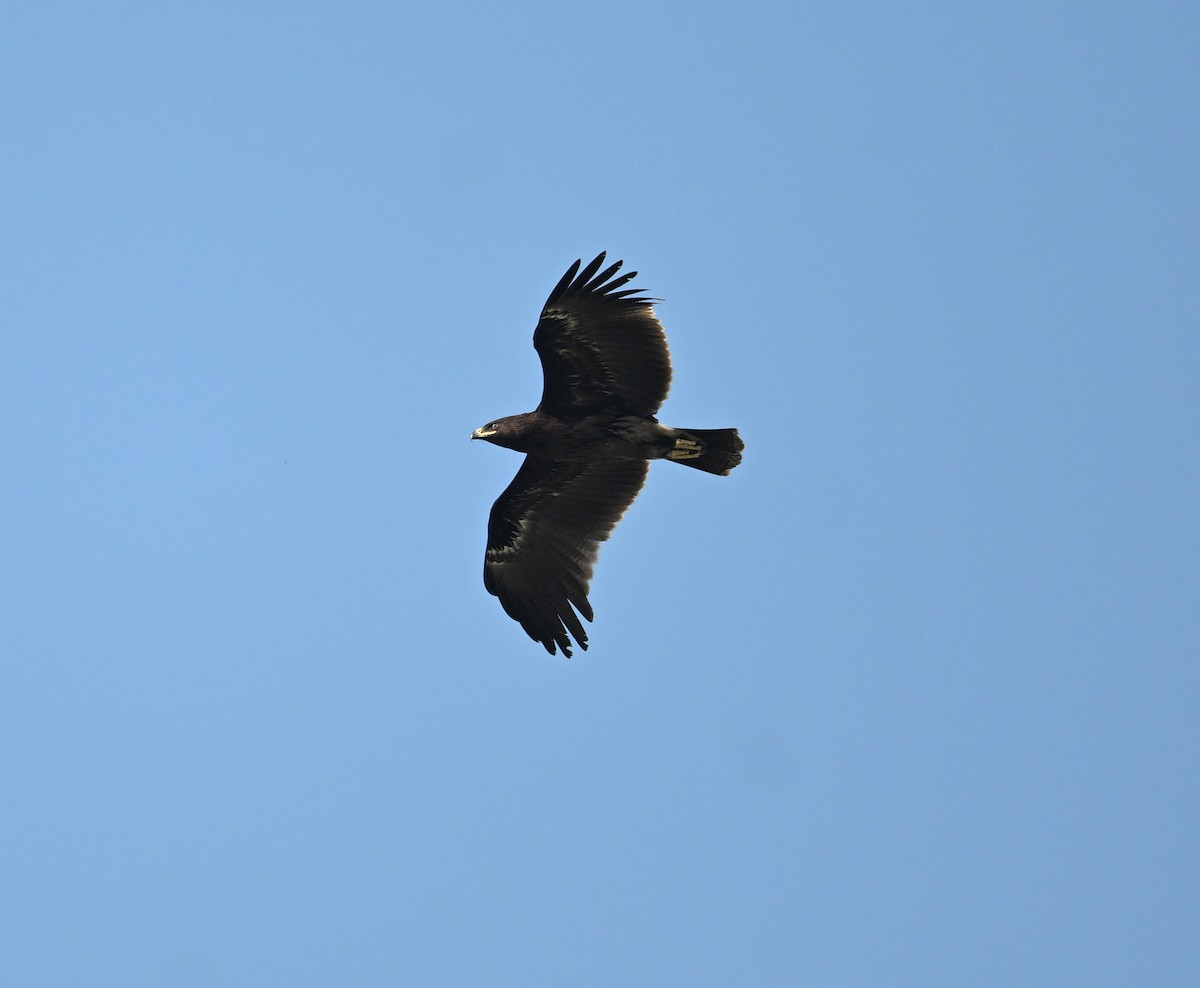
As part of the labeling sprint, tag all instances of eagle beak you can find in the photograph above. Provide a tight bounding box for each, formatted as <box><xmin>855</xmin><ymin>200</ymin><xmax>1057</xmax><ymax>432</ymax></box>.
<box><xmin>472</xmin><ymin>427</ymin><xmax>496</xmax><ymax>440</ymax></box>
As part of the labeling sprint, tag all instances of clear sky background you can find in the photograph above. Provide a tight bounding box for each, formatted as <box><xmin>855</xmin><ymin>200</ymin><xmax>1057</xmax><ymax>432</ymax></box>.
<box><xmin>2</xmin><ymin>3</ymin><xmax>1197</xmax><ymax>985</ymax></box>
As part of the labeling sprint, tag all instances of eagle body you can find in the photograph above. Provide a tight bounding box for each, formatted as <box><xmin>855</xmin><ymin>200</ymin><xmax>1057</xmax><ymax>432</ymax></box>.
<box><xmin>474</xmin><ymin>411</ymin><xmax>677</xmax><ymax>462</ymax></box>
<box><xmin>473</xmin><ymin>253</ymin><xmax>744</xmax><ymax>657</ymax></box>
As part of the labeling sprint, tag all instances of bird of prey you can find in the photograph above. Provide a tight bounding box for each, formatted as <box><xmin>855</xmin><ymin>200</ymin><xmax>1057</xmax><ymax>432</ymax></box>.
<box><xmin>472</xmin><ymin>253</ymin><xmax>743</xmax><ymax>657</ymax></box>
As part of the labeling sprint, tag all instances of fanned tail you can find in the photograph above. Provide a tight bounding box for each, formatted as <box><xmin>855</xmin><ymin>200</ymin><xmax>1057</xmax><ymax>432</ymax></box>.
<box><xmin>666</xmin><ymin>428</ymin><xmax>744</xmax><ymax>475</ymax></box>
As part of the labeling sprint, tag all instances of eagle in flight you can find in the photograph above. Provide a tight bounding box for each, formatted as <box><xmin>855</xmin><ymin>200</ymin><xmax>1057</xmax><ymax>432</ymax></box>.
<box><xmin>472</xmin><ymin>253</ymin><xmax>744</xmax><ymax>657</ymax></box>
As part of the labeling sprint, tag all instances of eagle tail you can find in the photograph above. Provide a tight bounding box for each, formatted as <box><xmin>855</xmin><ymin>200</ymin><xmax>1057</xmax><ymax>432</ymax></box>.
<box><xmin>666</xmin><ymin>428</ymin><xmax>744</xmax><ymax>475</ymax></box>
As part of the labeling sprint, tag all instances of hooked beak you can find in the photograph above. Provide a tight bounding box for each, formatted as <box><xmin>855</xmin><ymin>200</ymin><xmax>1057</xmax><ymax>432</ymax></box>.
<box><xmin>472</xmin><ymin>427</ymin><xmax>496</xmax><ymax>441</ymax></box>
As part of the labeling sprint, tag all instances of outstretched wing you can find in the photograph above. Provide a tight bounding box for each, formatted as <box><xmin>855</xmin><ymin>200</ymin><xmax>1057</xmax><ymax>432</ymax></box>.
<box><xmin>534</xmin><ymin>253</ymin><xmax>672</xmax><ymax>418</ymax></box>
<box><xmin>484</xmin><ymin>454</ymin><xmax>650</xmax><ymax>657</ymax></box>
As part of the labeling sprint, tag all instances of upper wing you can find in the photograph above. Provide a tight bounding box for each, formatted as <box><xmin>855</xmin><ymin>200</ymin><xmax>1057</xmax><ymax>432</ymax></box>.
<box><xmin>534</xmin><ymin>253</ymin><xmax>672</xmax><ymax>418</ymax></box>
<box><xmin>484</xmin><ymin>454</ymin><xmax>650</xmax><ymax>657</ymax></box>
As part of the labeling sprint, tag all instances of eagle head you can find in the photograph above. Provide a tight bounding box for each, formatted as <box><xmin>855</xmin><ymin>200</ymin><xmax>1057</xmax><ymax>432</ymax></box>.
<box><xmin>471</xmin><ymin>414</ymin><xmax>537</xmax><ymax>451</ymax></box>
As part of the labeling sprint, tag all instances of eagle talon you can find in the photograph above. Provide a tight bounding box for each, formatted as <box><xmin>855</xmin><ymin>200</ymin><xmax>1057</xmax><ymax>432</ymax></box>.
<box><xmin>668</xmin><ymin>437</ymin><xmax>702</xmax><ymax>460</ymax></box>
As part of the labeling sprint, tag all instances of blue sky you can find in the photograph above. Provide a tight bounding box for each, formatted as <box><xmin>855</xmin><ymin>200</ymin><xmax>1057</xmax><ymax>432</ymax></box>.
<box><xmin>2</xmin><ymin>2</ymin><xmax>1197</xmax><ymax>985</ymax></box>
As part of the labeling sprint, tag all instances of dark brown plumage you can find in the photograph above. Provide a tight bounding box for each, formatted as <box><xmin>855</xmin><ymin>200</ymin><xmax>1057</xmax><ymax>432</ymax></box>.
<box><xmin>473</xmin><ymin>253</ymin><xmax>744</xmax><ymax>657</ymax></box>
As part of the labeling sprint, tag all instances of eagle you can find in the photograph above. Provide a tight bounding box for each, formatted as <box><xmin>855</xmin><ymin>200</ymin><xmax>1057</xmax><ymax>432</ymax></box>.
<box><xmin>472</xmin><ymin>253</ymin><xmax>743</xmax><ymax>657</ymax></box>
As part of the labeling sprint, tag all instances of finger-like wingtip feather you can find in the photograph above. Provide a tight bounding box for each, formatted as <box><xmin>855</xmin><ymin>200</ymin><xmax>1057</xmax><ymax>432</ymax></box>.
<box><xmin>547</xmin><ymin>258</ymin><xmax>583</xmax><ymax>304</ymax></box>
<box><xmin>573</xmin><ymin>253</ymin><xmax>607</xmax><ymax>290</ymax></box>
<box><xmin>584</xmin><ymin>259</ymin><xmax>624</xmax><ymax>293</ymax></box>
<box><xmin>598</xmin><ymin>270</ymin><xmax>636</xmax><ymax>294</ymax></box>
